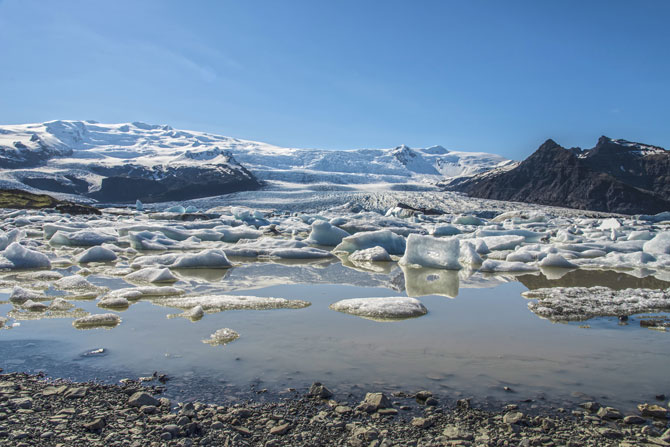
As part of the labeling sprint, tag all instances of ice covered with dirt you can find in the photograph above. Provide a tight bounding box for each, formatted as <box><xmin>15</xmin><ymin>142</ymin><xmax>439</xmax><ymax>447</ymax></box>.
<box><xmin>523</xmin><ymin>286</ymin><xmax>670</xmax><ymax>322</ymax></box>
<box><xmin>329</xmin><ymin>297</ymin><xmax>428</xmax><ymax>321</ymax></box>
<box><xmin>151</xmin><ymin>294</ymin><xmax>311</xmax><ymax>313</ymax></box>
<box><xmin>202</xmin><ymin>328</ymin><xmax>240</xmax><ymax>346</ymax></box>
<box><xmin>72</xmin><ymin>313</ymin><xmax>121</xmax><ymax>329</ymax></box>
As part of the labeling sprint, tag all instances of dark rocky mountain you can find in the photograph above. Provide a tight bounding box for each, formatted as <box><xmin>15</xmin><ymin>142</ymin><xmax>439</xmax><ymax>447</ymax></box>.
<box><xmin>443</xmin><ymin>136</ymin><xmax>670</xmax><ymax>215</ymax></box>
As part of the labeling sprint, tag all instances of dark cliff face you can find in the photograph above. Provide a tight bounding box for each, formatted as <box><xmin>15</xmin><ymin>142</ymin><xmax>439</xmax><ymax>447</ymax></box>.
<box><xmin>447</xmin><ymin>137</ymin><xmax>670</xmax><ymax>215</ymax></box>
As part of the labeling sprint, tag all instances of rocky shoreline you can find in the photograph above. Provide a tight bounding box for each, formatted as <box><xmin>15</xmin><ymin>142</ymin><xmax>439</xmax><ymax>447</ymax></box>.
<box><xmin>0</xmin><ymin>372</ymin><xmax>669</xmax><ymax>446</ymax></box>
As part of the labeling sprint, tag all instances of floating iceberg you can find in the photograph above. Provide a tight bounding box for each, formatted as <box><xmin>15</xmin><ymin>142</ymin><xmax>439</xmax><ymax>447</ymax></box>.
<box><xmin>9</xmin><ymin>286</ymin><xmax>48</xmax><ymax>304</ymax></box>
<box><xmin>643</xmin><ymin>232</ymin><xmax>670</xmax><ymax>255</ymax></box>
<box><xmin>334</xmin><ymin>230</ymin><xmax>406</xmax><ymax>255</ymax></box>
<box><xmin>170</xmin><ymin>249</ymin><xmax>232</xmax><ymax>269</ymax></box>
<box><xmin>348</xmin><ymin>246</ymin><xmax>392</xmax><ymax>262</ymax></box>
<box><xmin>1</xmin><ymin>243</ymin><xmax>51</xmax><ymax>270</ymax></box>
<box><xmin>329</xmin><ymin>297</ymin><xmax>427</xmax><ymax>321</ymax></box>
<box><xmin>76</xmin><ymin>245</ymin><xmax>118</xmax><ymax>263</ymax></box>
<box><xmin>538</xmin><ymin>254</ymin><xmax>578</xmax><ymax>269</ymax></box>
<box><xmin>399</xmin><ymin>234</ymin><xmax>461</xmax><ymax>270</ymax></box>
<box><xmin>223</xmin><ymin>238</ymin><xmax>333</xmax><ymax>259</ymax></box>
<box><xmin>306</xmin><ymin>220</ymin><xmax>350</xmax><ymax>246</ymax></box>
<box><xmin>50</xmin><ymin>230</ymin><xmax>118</xmax><ymax>247</ymax></box>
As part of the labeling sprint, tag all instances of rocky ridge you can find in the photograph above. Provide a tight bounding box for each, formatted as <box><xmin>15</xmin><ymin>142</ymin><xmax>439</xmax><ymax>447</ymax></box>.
<box><xmin>444</xmin><ymin>136</ymin><xmax>670</xmax><ymax>215</ymax></box>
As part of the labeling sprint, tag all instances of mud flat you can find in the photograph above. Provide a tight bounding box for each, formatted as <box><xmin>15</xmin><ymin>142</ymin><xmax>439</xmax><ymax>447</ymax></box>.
<box><xmin>1</xmin><ymin>372</ymin><xmax>669</xmax><ymax>447</ymax></box>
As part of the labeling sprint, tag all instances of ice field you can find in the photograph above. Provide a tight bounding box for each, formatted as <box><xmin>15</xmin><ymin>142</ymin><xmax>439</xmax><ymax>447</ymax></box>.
<box><xmin>0</xmin><ymin>190</ymin><xmax>669</xmax><ymax>410</ymax></box>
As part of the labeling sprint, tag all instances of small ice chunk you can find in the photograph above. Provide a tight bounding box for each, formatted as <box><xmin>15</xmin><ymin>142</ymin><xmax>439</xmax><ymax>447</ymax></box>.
<box><xmin>164</xmin><ymin>205</ymin><xmax>186</xmax><ymax>213</ymax></box>
<box><xmin>10</xmin><ymin>286</ymin><xmax>48</xmax><ymax>304</ymax></box>
<box><xmin>306</xmin><ymin>220</ymin><xmax>350</xmax><ymax>246</ymax></box>
<box><xmin>349</xmin><ymin>246</ymin><xmax>392</xmax><ymax>262</ymax></box>
<box><xmin>334</xmin><ymin>230</ymin><xmax>406</xmax><ymax>255</ymax></box>
<box><xmin>479</xmin><ymin>259</ymin><xmax>538</xmax><ymax>272</ymax></box>
<box><xmin>49</xmin><ymin>298</ymin><xmax>74</xmax><ymax>311</ymax></box>
<box><xmin>136</xmin><ymin>200</ymin><xmax>143</xmax><ymax>211</ymax></box>
<box><xmin>219</xmin><ymin>226</ymin><xmax>263</xmax><ymax>243</ymax></box>
<box><xmin>182</xmin><ymin>305</ymin><xmax>205</xmax><ymax>321</ymax></box>
<box><xmin>399</xmin><ymin>234</ymin><xmax>461</xmax><ymax>270</ymax></box>
<box><xmin>54</xmin><ymin>275</ymin><xmax>102</xmax><ymax>292</ymax></box>
<box><xmin>538</xmin><ymin>254</ymin><xmax>578</xmax><ymax>269</ymax></box>
<box><xmin>506</xmin><ymin>251</ymin><xmax>536</xmax><ymax>263</ymax></box>
<box><xmin>76</xmin><ymin>246</ymin><xmax>118</xmax><ymax>264</ymax></box>
<box><xmin>50</xmin><ymin>230</ymin><xmax>118</xmax><ymax>247</ymax></box>
<box><xmin>643</xmin><ymin>232</ymin><xmax>670</xmax><ymax>255</ymax></box>
<box><xmin>170</xmin><ymin>249</ymin><xmax>232</xmax><ymax>269</ymax></box>
<box><xmin>476</xmin><ymin>235</ymin><xmax>525</xmax><ymax>251</ymax></box>
<box><xmin>1</xmin><ymin>242</ymin><xmax>51</xmax><ymax>269</ymax></box>
<box><xmin>598</xmin><ymin>218</ymin><xmax>621</xmax><ymax>230</ymax></box>
<box><xmin>627</xmin><ymin>231</ymin><xmax>654</xmax><ymax>241</ymax></box>
<box><xmin>202</xmin><ymin>328</ymin><xmax>239</xmax><ymax>346</ymax></box>
<box><xmin>22</xmin><ymin>299</ymin><xmax>48</xmax><ymax>312</ymax></box>
<box><xmin>459</xmin><ymin>241</ymin><xmax>483</xmax><ymax>265</ymax></box>
<box><xmin>125</xmin><ymin>268</ymin><xmax>178</xmax><ymax>284</ymax></box>
<box><xmin>453</xmin><ymin>215</ymin><xmax>484</xmax><ymax>226</ymax></box>
<box><xmin>73</xmin><ymin>313</ymin><xmax>121</xmax><ymax>329</ymax></box>
<box><xmin>329</xmin><ymin>297</ymin><xmax>427</xmax><ymax>321</ymax></box>
<box><xmin>98</xmin><ymin>296</ymin><xmax>130</xmax><ymax>309</ymax></box>
<box><xmin>432</xmin><ymin>225</ymin><xmax>461</xmax><ymax>237</ymax></box>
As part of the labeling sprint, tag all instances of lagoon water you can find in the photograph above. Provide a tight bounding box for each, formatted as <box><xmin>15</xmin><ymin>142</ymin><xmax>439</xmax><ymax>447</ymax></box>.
<box><xmin>1</xmin><ymin>260</ymin><xmax>668</xmax><ymax>412</ymax></box>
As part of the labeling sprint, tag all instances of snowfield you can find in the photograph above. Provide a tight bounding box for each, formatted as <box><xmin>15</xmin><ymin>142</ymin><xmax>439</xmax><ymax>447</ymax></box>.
<box><xmin>0</xmin><ymin>120</ymin><xmax>512</xmax><ymax>202</ymax></box>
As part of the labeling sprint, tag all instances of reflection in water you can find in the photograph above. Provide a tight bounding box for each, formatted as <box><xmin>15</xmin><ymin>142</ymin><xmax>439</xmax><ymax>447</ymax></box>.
<box><xmin>518</xmin><ymin>269</ymin><xmax>670</xmax><ymax>291</ymax></box>
<box><xmin>402</xmin><ymin>266</ymin><xmax>459</xmax><ymax>298</ymax></box>
<box><xmin>172</xmin><ymin>268</ymin><xmax>231</xmax><ymax>282</ymax></box>
<box><xmin>539</xmin><ymin>266</ymin><xmax>576</xmax><ymax>281</ymax></box>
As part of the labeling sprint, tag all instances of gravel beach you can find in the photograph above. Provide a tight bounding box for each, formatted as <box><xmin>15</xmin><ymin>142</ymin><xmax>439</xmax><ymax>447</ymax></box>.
<box><xmin>1</xmin><ymin>372</ymin><xmax>669</xmax><ymax>446</ymax></box>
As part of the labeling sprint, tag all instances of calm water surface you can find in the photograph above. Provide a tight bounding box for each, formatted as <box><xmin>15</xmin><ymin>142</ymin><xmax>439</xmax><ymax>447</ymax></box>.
<box><xmin>1</xmin><ymin>261</ymin><xmax>668</xmax><ymax>411</ymax></box>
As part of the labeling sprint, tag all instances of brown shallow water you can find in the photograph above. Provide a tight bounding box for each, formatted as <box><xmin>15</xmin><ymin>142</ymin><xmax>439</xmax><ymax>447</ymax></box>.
<box><xmin>0</xmin><ymin>262</ymin><xmax>668</xmax><ymax>412</ymax></box>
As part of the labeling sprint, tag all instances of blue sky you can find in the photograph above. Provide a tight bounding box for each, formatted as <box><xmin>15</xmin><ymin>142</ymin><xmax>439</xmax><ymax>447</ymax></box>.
<box><xmin>1</xmin><ymin>0</ymin><xmax>668</xmax><ymax>160</ymax></box>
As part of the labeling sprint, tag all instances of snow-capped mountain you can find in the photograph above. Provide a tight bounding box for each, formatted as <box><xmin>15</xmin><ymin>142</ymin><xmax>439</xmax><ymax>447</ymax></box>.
<box><xmin>0</xmin><ymin>120</ymin><xmax>511</xmax><ymax>203</ymax></box>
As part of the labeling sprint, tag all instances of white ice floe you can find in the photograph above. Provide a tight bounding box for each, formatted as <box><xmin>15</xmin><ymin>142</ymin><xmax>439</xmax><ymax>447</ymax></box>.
<box><xmin>128</xmin><ymin>230</ymin><xmax>179</xmax><ymax>251</ymax></box>
<box><xmin>73</xmin><ymin>313</ymin><xmax>121</xmax><ymax>329</ymax></box>
<box><xmin>348</xmin><ymin>246</ymin><xmax>392</xmax><ymax>262</ymax></box>
<box><xmin>0</xmin><ymin>242</ymin><xmax>51</xmax><ymax>269</ymax></box>
<box><xmin>329</xmin><ymin>297</ymin><xmax>428</xmax><ymax>321</ymax></box>
<box><xmin>125</xmin><ymin>268</ymin><xmax>178</xmax><ymax>284</ymax></box>
<box><xmin>218</xmin><ymin>226</ymin><xmax>263</xmax><ymax>243</ymax></box>
<box><xmin>643</xmin><ymin>232</ymin><xmax>670</xmax><ymax>255</ymax></box>
<box><xmin>0</xmin><ymin>229</ymin><xmax>25</xmax><ymax>251</ymax></box>
<box><xmin>479</xmin><ymin>259</ymin><xmax>539</xmax><ymax>273</ymax></box>
<box><xmin>106</xmin><ymin>286</ymin><xmax>185</xmax><ymax>300</ymax></box>
<box><xmin>432</xmin><ymin>224</ymin><xmax>461</xmax><ymax>236</ymax></box>
<box><xmin>334</xmin><ymin>230</ymin><xmax>406</xmax><ymax>255</ymax></box>
<box><xmin>399</xmin><ymin>234</ymin><xmax>461</xmax><ymax>270</ymax></box>
<box><xmin>474</xmin><ymin>235</ymin><xmax>525</xmax><ymax>251</ymax></box>
<box><xmin>153</xmin><ymin>295</ymin><xmax>311</xmax><ymax>312</ymax></box>
<box><xmin>453</xmin><ymin>215</ymin><xmax>484</xmax><ymax>226</ymax></box>
<box><xmin>49</xmin><ymin>229</ymin><xmax>118</xmax><ymax>247</ymax></box>
<box><xmin>170</xmin><ymin>249</ymin><xmax>232</xmax><ymax>269</ymax></box>
<box><xmin>76</xmin><ymin>245</ymin><xmax>118</xmax><ymax>263</ymax></box>
<box><xmin>523</xmin><ymin>286</ymin><xmax>670</xmax><ymax>321</ymax></box>
<box><xmin>223</xmin><ymin>238</ymin><xmax>333</xmax><ymax>259</ymax></box>
<box><xmin>459</xmin><ymin>241</ymin><xmax>483</xmax><ymax>265</ymax></box>
<box><xmin>202</xmin><ymin>328</ymin><xmax>239</xmax><ymax>346</ymax></box>
<box><xmin>538</xmin><ymin>253</ymin><xmax>578</xmax><ymax>269</ymax></box>
<box><xmin>305</xmin><ymin>220</ymin><xmax>350</xmax><ymax>246</ymax></box>
<box><xmin>598</xmin><ymin>218</ymin><xmax>621</xmax><ymax>230</ymax></box>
